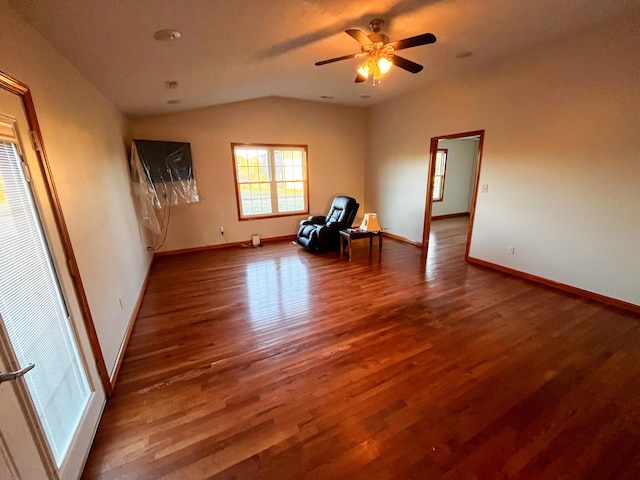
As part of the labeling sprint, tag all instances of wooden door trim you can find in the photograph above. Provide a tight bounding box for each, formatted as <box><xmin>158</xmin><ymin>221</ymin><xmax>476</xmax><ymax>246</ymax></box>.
<box><xmin>0</xmin><ymin>70</ymin><xmax>112</xmax><ymax>396</ymax></box>
<box><xmin>421</xmin><ymin>137</ymin><xmax>439</xmax><ymax>250</ymax></box>
<box><xmin>422</xmin><ymin>130</ymin><xmax>485</xmax><ymax>262</ymax></box>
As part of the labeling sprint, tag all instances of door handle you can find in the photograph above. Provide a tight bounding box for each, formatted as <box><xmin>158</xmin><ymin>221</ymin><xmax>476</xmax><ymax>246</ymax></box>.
<box><xmin>0</xmin><ymin>363</ymin><xmax>35</xmax><ymax>384</ymax></box>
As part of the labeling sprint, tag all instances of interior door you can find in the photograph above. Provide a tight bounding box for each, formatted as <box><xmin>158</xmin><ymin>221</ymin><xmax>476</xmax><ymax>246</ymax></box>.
<box><xmin>0</xmin><ymin>85</ymin><xmax>105</xmax><ymax>479</ymax></box>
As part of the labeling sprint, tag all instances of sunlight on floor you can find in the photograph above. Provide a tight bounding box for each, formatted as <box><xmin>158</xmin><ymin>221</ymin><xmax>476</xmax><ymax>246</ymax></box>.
<box><xmin>245</xmin><ymin>256</ymin><xmax>310</xmax><ymax>328</ymax></box>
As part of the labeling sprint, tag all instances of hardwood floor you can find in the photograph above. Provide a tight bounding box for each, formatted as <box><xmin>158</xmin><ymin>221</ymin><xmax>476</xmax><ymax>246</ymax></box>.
<box><xmin>82</xmin><ymin>218</ymin><xmax>640</xmax><ymax>479</ymax></box>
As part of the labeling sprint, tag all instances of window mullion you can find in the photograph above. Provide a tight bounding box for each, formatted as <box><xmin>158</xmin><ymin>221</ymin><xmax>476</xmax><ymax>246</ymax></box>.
<box><xmin>269</xmin><ymin>148</ymin><xmax>279</xmax><ymax>213</ymax></box>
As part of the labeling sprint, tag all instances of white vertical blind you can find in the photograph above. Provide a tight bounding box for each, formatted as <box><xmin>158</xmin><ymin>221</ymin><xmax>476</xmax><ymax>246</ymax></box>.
<box><xmin>0</xmin><ymin>140</ymin><xmax>90</xmax><ymax>466</ymax></box>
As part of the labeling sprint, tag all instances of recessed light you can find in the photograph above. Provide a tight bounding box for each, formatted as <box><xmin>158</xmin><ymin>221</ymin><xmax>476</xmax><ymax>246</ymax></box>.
<box><xmin>360</xmin><ymin>95</ymin><xmax>371</xmax><ymax>99</ymax></box>
<box><xmin>320</xmin><ymin>95</ymin><xmax>334</xmax><ymax>99</ymax></box>
<box><xmin>455</xmin><ymin>51</ymin><xmax>473</xmax><ymax>59</ymax></box>
<box><xmin>165</xmin><ymin>81</ymin><xmax>178</xmax><ymax>89</ymax></box>
<box><xmin>167</xmin><ymin>99</ymin><xmax>181</xmax><ymax>104</ymax></box>
<box><xmin>154</xmin><ymin>29</ymin><xmax>181</xmax><ymax>41</ymax></box>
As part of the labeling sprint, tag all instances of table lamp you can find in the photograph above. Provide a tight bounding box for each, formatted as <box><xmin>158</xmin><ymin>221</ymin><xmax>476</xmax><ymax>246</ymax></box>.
<box><xmin>359</xmin><ymin>213</ymin><xmax>381</xmax><ymax>232</ymax></box>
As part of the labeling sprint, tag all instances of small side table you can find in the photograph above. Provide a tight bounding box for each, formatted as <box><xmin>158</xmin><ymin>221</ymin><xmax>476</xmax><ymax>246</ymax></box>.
<box><xmin>339</xmin><ymin>229</ymin><xmax>382</xmax><ymax>261</ymax></box>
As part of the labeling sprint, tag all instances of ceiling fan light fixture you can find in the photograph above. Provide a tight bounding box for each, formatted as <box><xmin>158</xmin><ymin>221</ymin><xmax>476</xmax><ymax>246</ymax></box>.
<box><xmin>357</xmin><ymin>60</ymin><xmax>371</xmax><ymax>79</ymax></box>
<box><xmin>378</xmin><ymin>57</ymin><xmax>393</xmax><ymax>75</ymax></box>
<box><xmin>373</xmin><ymin>63</ymin><xmax>383</xmax><ymax>84</ymax></box>
<box><xmin>357</xmin><ymin>56</ymin><xmax>392</xmax><ymax>85</ymax></box>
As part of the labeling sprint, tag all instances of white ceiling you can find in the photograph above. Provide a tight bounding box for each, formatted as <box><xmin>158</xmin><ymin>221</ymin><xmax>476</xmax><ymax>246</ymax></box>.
<box><xmin>9</xmin><ymin>0</ymin><xmax>640</xmax><ymax>116</ymax></box>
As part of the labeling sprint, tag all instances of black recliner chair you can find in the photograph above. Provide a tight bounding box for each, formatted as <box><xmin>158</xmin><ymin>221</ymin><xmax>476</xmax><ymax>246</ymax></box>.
<box><xmin>297</xmin><ymin>196</ymin><xmax>359</xmax><ymax>252</ymax></box>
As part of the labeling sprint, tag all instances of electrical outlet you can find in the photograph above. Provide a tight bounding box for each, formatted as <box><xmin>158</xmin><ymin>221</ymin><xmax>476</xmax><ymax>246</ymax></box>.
<box><xmin>507</xmin><ymin>245</ymin><xmax>515</xmax><ymax>255</ymax></box>
<box><xmin>482</xmin><ymin>184</ymin><xmax>489</xmax><ymax>193</ymax></box>
<box><xmin>220</xmin><ymin>226</ymin><xmax>224</xmax><ymax>235</ymax></box>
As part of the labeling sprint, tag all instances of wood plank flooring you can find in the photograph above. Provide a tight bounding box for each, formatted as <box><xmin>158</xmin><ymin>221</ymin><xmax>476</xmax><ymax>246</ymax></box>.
<box><xmin>82</xmin><ymin>218</ymin><xmax>640</xmax><ymax>479</ymax></box>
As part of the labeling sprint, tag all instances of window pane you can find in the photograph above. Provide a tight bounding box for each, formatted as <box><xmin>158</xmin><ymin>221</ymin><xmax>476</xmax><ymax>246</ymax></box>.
<box><xmin>434</xmin><ymin>153</ymin><xmax>443</xmax><ymax>175</ymax></box>
<box><xmin>433</xmin><ymin>177</ymin><xmax>442</xmax><ymax>200</ymax></box>
<box><xmin>277</xmin><ymin>181</ymin><xmax>305</xmax><ymax>212</ymax></box>
<box><xmin>235</xmin><ymin>154</ymin><xmax>249</xmax><ymax>182</ymax></box>
<box><xmin>240</xmin><ymin>182</ymin><xmax>272</xmax><ymax>216</ymax></box>
<box><xmin>274</xmin><ymin>151</ymin><xmax>283</xmax><ymax>181</ymax></box>
<box><xmin>235</xmin><ymin>148</ymin><xmax>270</xmax><ymax>183</ymax></box>
<box><xmin>274</xmin><ymin>150</ymin><xmax>305</xmax><ymax>181</ymax></box>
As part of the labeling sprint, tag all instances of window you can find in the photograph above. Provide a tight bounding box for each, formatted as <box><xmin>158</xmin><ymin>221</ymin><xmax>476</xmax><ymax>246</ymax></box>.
<box><xmin>432</xmin><ymin>148</ymin><xmax>448</xmax><ymax>202</ymax></box>
<box><xmin>232</xmin><ymin>144</ymin><xmax>309</xmax><ymax>220</ymax></box>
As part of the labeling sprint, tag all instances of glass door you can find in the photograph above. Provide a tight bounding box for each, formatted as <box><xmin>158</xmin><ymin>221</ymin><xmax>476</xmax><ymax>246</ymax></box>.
<box><xmin>0</xmin><ymin>86</ymin><xmax>105</xmax><ymax>480</ymax></box>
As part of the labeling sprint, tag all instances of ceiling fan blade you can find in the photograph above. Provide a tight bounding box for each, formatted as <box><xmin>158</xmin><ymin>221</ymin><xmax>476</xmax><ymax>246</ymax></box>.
<box><xmin>346</xmin><ymin>29</ymin><xmax>373</xmax><ymax>46</ymax></box>
<box><xmin>315</xmin><ymin>53</ymin><xmax>360</xmax><ymax>66</ymax></box>
<box><xmin>391</xmin><ymin>55</ymin><xmax>424</xmax><ymax>73</ymax></box>
<box><xmin>387</xmin><ymin>33</ymin><xmax>436</xmax><ymax>51</ymax></box>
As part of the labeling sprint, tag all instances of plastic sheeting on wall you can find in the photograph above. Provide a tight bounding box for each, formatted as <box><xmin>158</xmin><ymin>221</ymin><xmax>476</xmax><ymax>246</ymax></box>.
<box><xmin>130</xmin><ymin>139</ymin><xmax>199</xmax><ymax>234</ymax></box>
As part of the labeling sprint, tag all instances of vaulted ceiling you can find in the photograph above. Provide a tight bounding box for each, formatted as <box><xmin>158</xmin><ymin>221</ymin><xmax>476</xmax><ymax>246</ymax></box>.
<box><xmin>9</xmin><ymin>0</ymin><xmax>640</xmax><ymax>116</ymax></box>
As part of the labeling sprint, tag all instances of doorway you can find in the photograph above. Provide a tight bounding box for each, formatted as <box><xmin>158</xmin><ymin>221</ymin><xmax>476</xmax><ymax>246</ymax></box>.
<box><xmin>422</xmin><ymin>130</ymin><xmax>485</xmax><ymax>259</ymax></box>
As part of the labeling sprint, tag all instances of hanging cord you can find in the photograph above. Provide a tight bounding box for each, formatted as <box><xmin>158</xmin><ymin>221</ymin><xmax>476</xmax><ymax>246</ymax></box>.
<box><xmin>151</xmin><ymin>202</ymin><xmax>171</xmax><ymax>250</ymax></box>
<box><xmin>149</xmin><ymin>185</ymin><xmax>172</xmax><ymax>251</ymax></box>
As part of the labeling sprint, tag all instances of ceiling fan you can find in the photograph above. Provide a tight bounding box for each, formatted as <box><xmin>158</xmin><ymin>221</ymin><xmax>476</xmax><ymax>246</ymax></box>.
<box><xmin>315</xmin><ymin>19</ymin><xmax>436</xmax><ymax>85</ymax></box>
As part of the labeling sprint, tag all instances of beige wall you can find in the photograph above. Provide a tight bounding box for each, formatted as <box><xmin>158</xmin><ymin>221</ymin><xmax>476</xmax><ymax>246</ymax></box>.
<box><xmin>367</xmin><ymin>12</ymin><xmax>640</xmax><ymax>306</ymax></box>
<box><xmin>129</xmin><ymin>96</ymin><xmax>366</xmax><ymax>251</ymax></box>
<box><xmin>1</xmin><ymin>1</ymin><xmax>151</xmax><ymax>375</ymax></box>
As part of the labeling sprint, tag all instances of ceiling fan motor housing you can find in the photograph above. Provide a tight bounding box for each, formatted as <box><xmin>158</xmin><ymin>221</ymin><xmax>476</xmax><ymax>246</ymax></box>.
<box><xmin>367</xmin><ymin>19</ymin><xmax>389</xmax><ymax>45</ymax></box>
<box><xmin>369</xmin><ymin>19</ymin><xmax>385</xmax><ymax>32</ymax></box>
